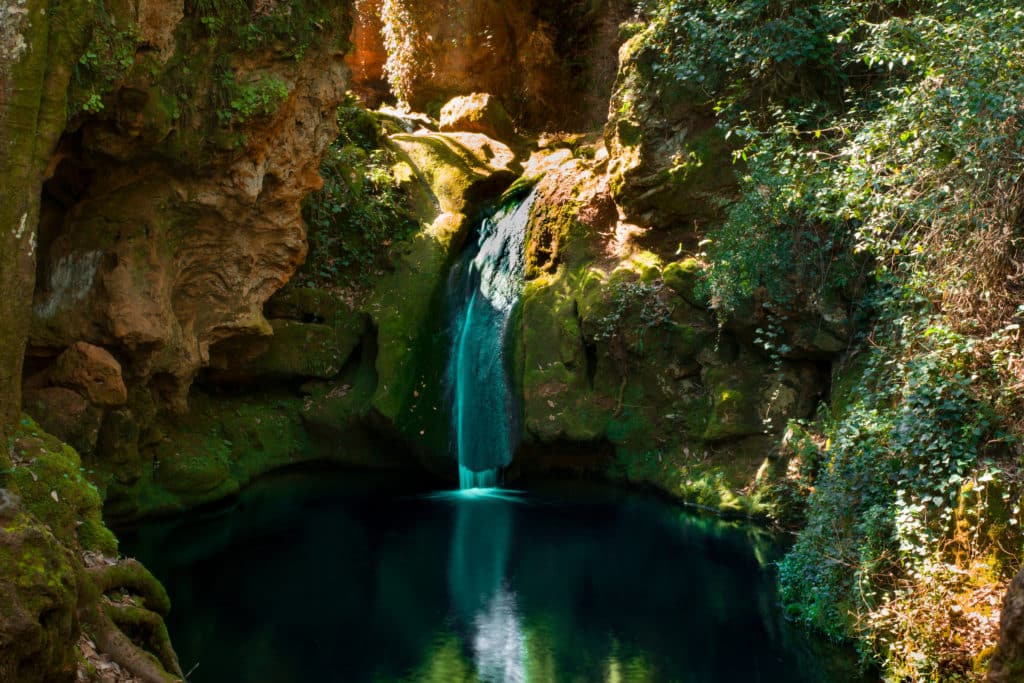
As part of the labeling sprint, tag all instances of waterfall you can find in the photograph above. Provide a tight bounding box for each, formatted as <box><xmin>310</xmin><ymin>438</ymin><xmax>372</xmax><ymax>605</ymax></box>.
<box><xmin>448</xmin><ymin>192</ymin><xmax>537</xmax><ymax>490</ymax></box>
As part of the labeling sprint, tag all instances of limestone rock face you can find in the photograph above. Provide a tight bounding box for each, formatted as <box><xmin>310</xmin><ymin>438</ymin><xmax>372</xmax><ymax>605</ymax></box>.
<box><xmin>29</xmin><ymin>6</ymin><xmax>353</xmax><ymax>411</ymax></box>
<box><xmin>50</xmin><ymin>342</ymin><xmax>127</xmax><ymax>407</ymax></box>
<box><xmin>345</xmin><ymin>1</ymin><xmax>389</xmax><ymax>106</ymax></box>
<box><xmin>439</xmin><ymin>93</ymin><xmax>518</xmax><ymax>144</ymax></box>
<box><xmin>135</xmin><ymin>0</ymin><xmax>185</xmax><ymax>59</ymax></box>
<box><xmin>348</xmin><ymin>0</ymin><xmax>633</xmax><ymax>129</ymax></box>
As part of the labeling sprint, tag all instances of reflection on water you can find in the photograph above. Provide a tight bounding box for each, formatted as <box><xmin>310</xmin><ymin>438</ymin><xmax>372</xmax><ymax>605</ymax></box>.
<box><xmin>120</xmin><ymin>470</ymin><xmax>869</xmax><ymax>683</ymax></box>
<box><xmin>448</xmin><ymin>491</ymin><xmax>525</xmax><ymax>682</ymax></box>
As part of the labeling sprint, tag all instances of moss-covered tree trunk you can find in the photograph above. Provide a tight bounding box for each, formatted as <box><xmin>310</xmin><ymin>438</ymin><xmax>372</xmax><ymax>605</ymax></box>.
<box><xmin>0</xmin><ymin>0</ymin><xmax>93</xmax><ymax>457</ymax></box>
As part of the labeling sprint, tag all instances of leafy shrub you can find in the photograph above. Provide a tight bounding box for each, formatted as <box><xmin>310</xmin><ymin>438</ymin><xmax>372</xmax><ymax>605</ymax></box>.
<box><xmin>635</xmin><ymin>0</ymin><xmax>1024</xmax><ymax>676</ymax></box>
<box><xmin>216</xmin><ymin>73</ymin><xmax>290</xmax><ymax>126</ymax></box>
<box><xmin>299</xmin><ymin>95</ymin><xmax>419</xmax><ymax>284</ymax></box>
<box><xmin>68</xmin><ymin>4</ymin><xmax>138</xmax><ymax>116</ymax></box>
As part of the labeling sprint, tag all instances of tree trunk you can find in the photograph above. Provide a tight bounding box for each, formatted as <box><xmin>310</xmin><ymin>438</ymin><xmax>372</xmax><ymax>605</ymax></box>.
<box><xmin>0</xmin><ymin>0</ymin><xmax>93</xmax><ymax>458</ymax></box>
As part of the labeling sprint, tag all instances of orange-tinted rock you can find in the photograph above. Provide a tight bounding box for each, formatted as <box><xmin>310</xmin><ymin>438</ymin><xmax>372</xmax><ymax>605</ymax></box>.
<box><xmin>50</xmin><ymin>342</ymin><xmax>127</xmax><ymax>407</ymax></box>
<box><xmin>30</xmin><ymin>23</ymin><xmax>351</xmax><ymax>410</ymax></box>
<box><xmin>439</xmin><ymin>93</ymin><xmax>517</xmax><ymax>144</ymax></box>
<box><xmin>348</xmin><ymin>0</ymin><xmax>633</xmax><ymax>130</ymax></box>
<box><xmin>345</xmin><ymin>2</ymin><xmax>389</xmax><ymax>107</ymax></box>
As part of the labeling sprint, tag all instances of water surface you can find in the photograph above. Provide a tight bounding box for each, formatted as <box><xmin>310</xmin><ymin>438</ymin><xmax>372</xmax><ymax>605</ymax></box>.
<box><xmin>121</xmin><ymin>469</ymin><xmax>867</xmax><ymax>683</ymax></box>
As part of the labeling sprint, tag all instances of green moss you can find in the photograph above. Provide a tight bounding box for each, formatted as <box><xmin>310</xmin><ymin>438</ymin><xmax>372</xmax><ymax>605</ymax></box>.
<box><xmin>215</xmin><ymin>72</ymin><xmax>290</xmax><ymax>126</ymax></box>
<box><xmin>0</xmin><ymin>512</ymin><xmax>79</xmax><ymax>682</ymax></box>
<box><xmin>245</xmin><ymin>320</ymin><xmax>361</xmax><ymax>380</ymax></box>
<box><xmin>389</xmin><ymin>132</ymin><xmax>517</xmax><ymax>215</ymax></box>
<box><xmin>663</xmin><ymin>258</ymin><xmax>709</xmax><ymax>307</ymax></box>
<box><xmin>702</xmin><ymin>364</ymin><xmax>767</xmax><ymax>442</ymax></box>
<box><xmin>9</xmin><ymin>417</ymin><xmax>116</xmax><ymax>554</ymax></box>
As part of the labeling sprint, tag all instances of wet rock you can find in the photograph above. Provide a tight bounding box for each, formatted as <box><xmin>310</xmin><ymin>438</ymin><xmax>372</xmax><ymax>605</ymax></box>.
<box><xmin>50</xmin><ymin>342</ymin><xmax>127</xmax><ymax>407</ymax></box>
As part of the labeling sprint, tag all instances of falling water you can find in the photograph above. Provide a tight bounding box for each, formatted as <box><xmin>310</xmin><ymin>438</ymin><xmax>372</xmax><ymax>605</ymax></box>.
<box><xmin>448</xmin><ymin>192</ymin><xmax>537</xmax><ymax>490</ymax></box>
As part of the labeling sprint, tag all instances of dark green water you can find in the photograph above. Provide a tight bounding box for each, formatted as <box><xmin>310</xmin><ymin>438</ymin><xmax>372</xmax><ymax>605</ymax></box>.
<box><xmin>121</xmin><ymin>468</ymin><xmax>868</xmax><ymax>683</ymax></box>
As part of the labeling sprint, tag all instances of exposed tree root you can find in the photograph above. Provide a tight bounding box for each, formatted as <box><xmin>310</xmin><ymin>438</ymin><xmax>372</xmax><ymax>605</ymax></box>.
<box><xmin>105</xmin><ymin>603</ymin><xmax>182</xmax><ymax>678</ymax></box>
<box><xmin>87</xmin><ymin>559</ymin><xmax>171</xmax><ymax>616</ymax></box>
<box><xmin>77</xmin><ymin>560</ymin><xmax>183</xmax><ymax>683</ymax></box>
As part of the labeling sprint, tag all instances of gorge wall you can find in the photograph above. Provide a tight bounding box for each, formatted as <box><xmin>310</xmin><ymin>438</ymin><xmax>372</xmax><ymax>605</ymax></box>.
<box><xmin>2</xmin><ymin>0</ymin><xmax>1023</xmax><ymax>681</ymax></box>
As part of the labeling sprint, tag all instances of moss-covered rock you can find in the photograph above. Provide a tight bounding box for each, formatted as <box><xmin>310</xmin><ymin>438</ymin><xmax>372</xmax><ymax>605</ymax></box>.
<box><xmin>211</xmin><ymin>319</ymin><xmax>364</xmax><ymax>382</ymax></box>
<box><xmin>389</xmin><ymin>131</ymin><xmax>519</xmax><ymax>215</ymax></box>
<box><xmin>662</xmin><ymin>257</ymin><xmax>709</xmax><ymax>308</ymax></box>
<box><xmin>604</xmin><ymin>31</ymin><xmax>736</xmax><ymax>234</ymax></box>
<box><xmin>702</xmin><ymin>363</ymin><xmax>767</xmax><ymax>442</ymax></box>
<box><xmin>8</xmin><ymin>417</ymin><xmax>115</xmax><ymax>555</ymax></box>
<box><xmin>0</xmin><ymin>512</ymin><xmax>79</xmax><ymax>683</ymax></box>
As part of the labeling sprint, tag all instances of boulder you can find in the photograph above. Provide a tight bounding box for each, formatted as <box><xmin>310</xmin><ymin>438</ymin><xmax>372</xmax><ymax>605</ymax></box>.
<box><xmin>210</xmin><ymin>319</ymin><xmax>361</xmax><ymax>382</ymax></box>
<box><xmin>439</xmin><ymin>93</ymin><xmax>518</xmax><ymax>144</ymax></box>
<box><xmin>50</xmin><ymin>342</ymin><xmax>127</xmax><ymax>407</ymax></box>
<box><xmin>22</xmin><ymin>387</ymin><xmax>102</xmax><ymax>455</ymax></box>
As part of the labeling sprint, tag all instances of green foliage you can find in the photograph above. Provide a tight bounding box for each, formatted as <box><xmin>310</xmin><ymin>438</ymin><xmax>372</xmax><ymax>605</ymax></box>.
<box><xmin>590</xmin><ymin>277</ymin><xmax>675</xmax><ymax>350</ymax></box>
<box><xmin>638</xmin><ymin>0</ymin><xmax>852</xmax><ymax>104</ymax></box>
<box><xmin>215</xmin><ymin>72</ymin><xmax>290</xmax><ymax>126</ymax></box>
<box><xmin>194</xmin><ymin>0</ymin><xmax>343</xmax><ymax>59</ymax></box>
<box><xmin>68</xmin><ymin>4</ymin><xmax>138</xmax><ymax>116</ymax></box>
<box><xmin>636</xmin><ymin>0</ymin><xmax>1024</xmax><ymax>675</ymax></box>
<box><xmin>300</xmin><ymin>95</ymin><xmax>419</xmax><ymax>284</ymax></box>
<box><xmin>777</xmin><ymin>309</ymin><xmax>1007</xmax><ymax>671</ymax></box>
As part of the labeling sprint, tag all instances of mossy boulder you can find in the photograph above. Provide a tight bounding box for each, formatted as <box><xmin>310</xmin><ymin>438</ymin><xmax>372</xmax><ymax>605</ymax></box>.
<box><xmin>663</xmin><ymin>257</ymin><xmax>709</xmax><ymax>308</ymax></box>
<box><xmin>389</xmin><ymin>131</ymin><xmax>518</xmax><ymax>215</ymax></box>
<box><xmin>8</xmin><ymin>417</ymin><xmax>116</xmax><ymax>554</ymax></box>
<box><xmin>211</xmin><ymin>319</ymin><xmax>363</xmax><ymax>382</ymax></box>
<box><xmin>517</xmin><ymin>271</ymin><xmax>608</xmax><ymax>444</ymax></box>
<box><xmin>265</xmin><ymin>287</ymin><xmax>363</xmax><ymax>326</ymax></box>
